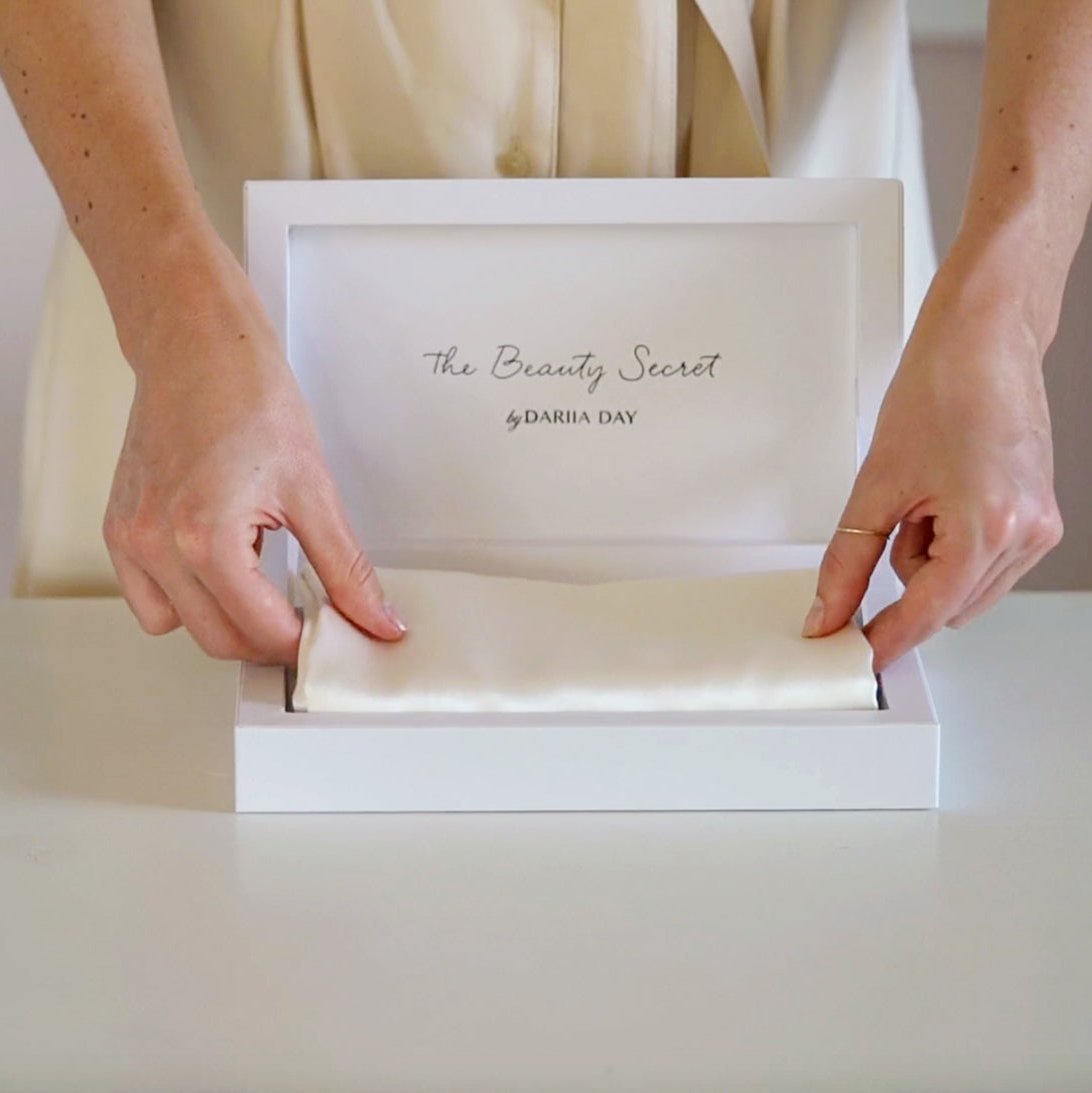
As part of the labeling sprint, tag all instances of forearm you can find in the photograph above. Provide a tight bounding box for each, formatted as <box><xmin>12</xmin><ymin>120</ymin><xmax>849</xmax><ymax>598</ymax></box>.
<box><xmin>944</xmin><ymin>0</ymin><xmax>1092</xmax><ymax>353</ymax></box>
<box><xmin>0</xmin><ymin>0</ymin><xmax>225</xmax><ymax>361</ymax></box>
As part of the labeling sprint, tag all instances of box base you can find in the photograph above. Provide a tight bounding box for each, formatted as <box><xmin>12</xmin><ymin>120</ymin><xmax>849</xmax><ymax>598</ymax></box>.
<box><xmin>235</xmin><ymin>656</ymin><xmax>938</xmax><ymax>813</ymax></box>
<box><xmin>234</xmin><ymin>549</ymin><xmax>939</xmax><ymax>813</ymax></box>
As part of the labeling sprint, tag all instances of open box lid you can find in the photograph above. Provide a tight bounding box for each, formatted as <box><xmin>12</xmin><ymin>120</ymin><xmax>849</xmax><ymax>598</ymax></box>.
<box><xmin>245</xmin><ymin>179</ymin><xmax>902</xmax><ymax>570</ymax></box>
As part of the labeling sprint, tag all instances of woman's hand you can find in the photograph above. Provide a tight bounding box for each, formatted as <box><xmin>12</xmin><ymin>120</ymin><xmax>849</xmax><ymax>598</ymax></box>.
<box><xmin>103</xmin><ymin>239</ymin><xmax>406</xmax><ymax>664</ymax></box>
<box><xmin>804</xmin><ymin>0</ymin><xmax>1092</xmax><ymax>672</ymax></box>
<box><xmin>2</xmin><ymin>0</ymin><xmax>405</xmax><ymax>662</ymax></box>
<box><xmin>803</xmin><ymin>259</ymin><xmax>1063</xmax><ymax>671</ymax></box>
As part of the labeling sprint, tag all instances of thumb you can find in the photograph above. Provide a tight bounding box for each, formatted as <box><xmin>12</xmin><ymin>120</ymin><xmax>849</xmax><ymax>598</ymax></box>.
<box><xmin>804</xmin><ymin>477</ymin><xmax>898</xmax><ymax>639</ymax></box>
<box><xmin>286</xmin><ymin>477</ymin><xmax>407</xmax><ymax>642</ymax></box>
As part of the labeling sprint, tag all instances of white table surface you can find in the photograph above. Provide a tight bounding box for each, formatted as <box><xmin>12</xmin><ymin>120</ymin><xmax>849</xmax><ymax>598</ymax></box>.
<box><xmin>2</xmin><ymin>594</ymin><xmax>1090</xmax><ymax>1093</ymax></box>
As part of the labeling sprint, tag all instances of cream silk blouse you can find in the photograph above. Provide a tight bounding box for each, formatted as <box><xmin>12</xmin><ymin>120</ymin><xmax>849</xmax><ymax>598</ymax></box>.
<box><xmin>13</xmin><ymin>0</ymin><xmax>935</xmax><ymax>596</ymax></box>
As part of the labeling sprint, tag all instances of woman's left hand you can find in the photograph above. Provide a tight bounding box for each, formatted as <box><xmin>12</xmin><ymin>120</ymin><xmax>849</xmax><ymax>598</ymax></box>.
<box><xmin>802</xmin><ymin>260</ymin><xmax>1063</xmax><ymax>671</ymax></box>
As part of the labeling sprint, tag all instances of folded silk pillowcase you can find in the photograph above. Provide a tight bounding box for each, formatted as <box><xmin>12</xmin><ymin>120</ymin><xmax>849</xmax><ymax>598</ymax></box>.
<box><xmin>292</xmin><ymin>566</ymin><xmax>878</xmax><ymax>714</ymax></box>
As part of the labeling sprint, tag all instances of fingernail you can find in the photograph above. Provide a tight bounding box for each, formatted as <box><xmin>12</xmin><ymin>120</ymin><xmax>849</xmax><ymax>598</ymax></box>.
<box><xmin>384</xmin><ymin>600</ymin><xmax>408</xmax><ymax>634</ymax></box>
<box><xmin>802</xmin><ymin>595</ymin><xmax>825</xmax><ymax>638</ymax></box>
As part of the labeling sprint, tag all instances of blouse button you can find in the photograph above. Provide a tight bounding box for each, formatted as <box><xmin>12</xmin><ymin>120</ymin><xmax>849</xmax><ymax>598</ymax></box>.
<box><xmin>496</xmin><ymin>139</ymin><xmax>532</xmax><ymax>178</ymax></box>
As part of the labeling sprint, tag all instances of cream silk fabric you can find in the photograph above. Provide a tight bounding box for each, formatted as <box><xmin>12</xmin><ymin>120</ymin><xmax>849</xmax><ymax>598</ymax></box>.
<box><xmin>14</xmin><ymin>0</ymin><xmax>935</xmax><ymax>597</ymax></box>
<box><xmin>293</xmin><ymin>567</ymin><xmax>879</xmax><ymax>714</ymax></box>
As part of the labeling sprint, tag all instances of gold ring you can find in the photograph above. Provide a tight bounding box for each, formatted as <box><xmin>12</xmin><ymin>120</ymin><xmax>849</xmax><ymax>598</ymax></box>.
<box><xmin>836</xmin><ymin>525</ymin><xmax>891</xmax><ymax>540</ymax></box>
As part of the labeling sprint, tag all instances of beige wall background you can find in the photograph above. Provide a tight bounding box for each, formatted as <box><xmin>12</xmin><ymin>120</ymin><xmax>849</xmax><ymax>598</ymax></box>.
<box><xmin>0</xmin><ymin>9</ymin><xmax>1088</xmax><ymax>592</ymax></box>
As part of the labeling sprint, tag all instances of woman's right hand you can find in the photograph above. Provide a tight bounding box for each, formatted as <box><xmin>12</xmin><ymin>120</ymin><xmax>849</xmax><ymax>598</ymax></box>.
<box><xmin>103</xmin><ymin>235</ymin><xmax>407</xmax><ymax>664</ymax></box>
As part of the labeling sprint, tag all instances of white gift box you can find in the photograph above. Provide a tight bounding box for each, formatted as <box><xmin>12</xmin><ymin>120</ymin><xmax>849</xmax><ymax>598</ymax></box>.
<box><xmin>236</xmin><ymin>179</ymin><xmax>939</xmax><ymax>813</ymax></box>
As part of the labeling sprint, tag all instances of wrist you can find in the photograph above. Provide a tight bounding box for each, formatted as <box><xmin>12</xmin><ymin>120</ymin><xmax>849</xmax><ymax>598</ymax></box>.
<box><xmin>106</xmin><ymin>212</ymin><xmax>247</xmax><ymax>372</ymax></box>
<box><xmin>946</xmin><ymin>188</ymin><xmax>1072</xmax><ymax>356</ymax></box>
